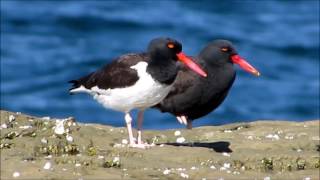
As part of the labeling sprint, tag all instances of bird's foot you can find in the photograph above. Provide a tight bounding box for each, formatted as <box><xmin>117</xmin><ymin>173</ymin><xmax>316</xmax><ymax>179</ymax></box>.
<box><xmin>176</xmin><ymin>115</ymin><xmax>188</xmax><ymax>125</ymax></box>
<box><xmin>129</xmin><ymin>142</ymin><xmax>151</xmax><ymax>149</ymax></box>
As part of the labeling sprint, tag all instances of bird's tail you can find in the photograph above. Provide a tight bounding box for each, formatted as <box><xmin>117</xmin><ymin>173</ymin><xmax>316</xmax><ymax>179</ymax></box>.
<box><xmin>68</xmin><ymin>80</ymin><xmax>81</xmax><ymax>95</ymax></box>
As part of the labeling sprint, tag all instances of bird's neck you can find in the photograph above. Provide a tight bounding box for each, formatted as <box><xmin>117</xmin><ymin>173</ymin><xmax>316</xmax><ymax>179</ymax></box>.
<box><xmin>147</xmin><ymin>56</ymin><xmax>178</xmax><ymax>85</ymax></box>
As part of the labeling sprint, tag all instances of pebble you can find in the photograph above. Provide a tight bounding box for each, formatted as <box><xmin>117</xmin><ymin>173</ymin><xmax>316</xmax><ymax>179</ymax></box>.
<box><xmin>12</xmin><ymin>171</ymin><xmax>20</xmax><ymax>178</ymax></box>
<box><xmin>113</xmin><ymin>156</ymin><xmax>120</xmax><ymax>163</ymax></box>
<box><xmin>220</xmin><ymin>167</ymin><xmax>227</xmax><ymax>171</ymax></box>
<box><xmin>180</xmin><ymin>172</ymin><xmax>189</xmax><ymax>179</ymax></box>
<box><xmin>121</xmin><ymin>139</ymin><xmax>128</xmax><ymax>144</ymax></box>
<box><xmin>159</xmin><ymin>144</ymin><xmax>164</xmax><ymax>147</ymax></box>
<box><xmin>98</xmin><ymin>155</ymin><xmax>104</xmax><ymax>159</ymax></box>
<box><xmin>54</xmin><ymin>120</ymin><xmax>65</xmax><ymax>135</ymax></box>
<box><xmin>75</xmin><ymin>163</ymin><xmax>81</xmax><ymax>167</ymax></box>
<box><xmin>210</xmin><ymin>165</ymin><xmax>216</xmax><ymax>169</ymax></box>
<box><xmin>264</xmin><ymin>177</ymin><xmax>271</xmax><ymax>180</ymax></box>
<box><xmin>297</xmin><ymin>148</ymin><xmax>303</xmax><ymax>152</ymax></box>
<box><xmin>222</xmin><ymin>152</ymin><xmax>231</xmax><ymax>157</ymax></box>
<box><xmin>233</xmin><ymin>171</ymin><xmax>240</xmax><ymax>175</ymax></box>
<box><xmin>45</xmin><ymin>155</ymin><xmax>52</xmax><ymax>159</ymax></box>
<box><xmin>9</xmin><ymin>115</ymin><xmax>16</xmax><ymax>122</ymax></box>
<box><xmin>19</xmin><ymin>125</ymin><xmax>32</xmax><ymax>129</ymax></box>
<box><xmin>265</xmin><ymin>134</ymin><xmax>280</xmax><ymax>140</ymax></box>
<box><xmin>176</xmin><ymin>137</ymin><xmax>186</xmax><ymax>143</ymax></box>
<box><xmin>1</xmin><ymin>123</ymin><xmax>7</xmax><ymax>129</ymax></box>
<box><xmin>247</xmin><ymin>135</ymin><xmax>254</xmax><ymax>140</ymax></box>
<box><xmin>174</xmin><ymin>130</ymin><xmax>181</xmax><ymax>136</ymax></box>
<box><xmin>223</xmin><ymin>163</ymin><xmax>231</xmax><ymax>168</ymax></box>
<box><xmin>303</xmin><ymin>177</ymin><xmax>311</xmax><ymax>180</ymax></box>
<box><xmin>42</xmin><ymin>116</ymin><xmax>50</xmax><ymax>120</ymax></box>
<box><xmin>41</xmin><ymin>138</ymin><xmax>48</xmax><ymax>144</ymax></box>
<box><xmin>223</xmin><ymin>130</ymin><xmax>232</xmax><ymax>133</ymax></box>
<box><xmin>163</xmin><ymin>169</ymin><xmax>171</xmax><ymax>175</ymax></box>
<box><xmin>285</xmin><ymin>134</ymin><xmax>294</xmax><ymax>140</ymax></box>
<box><xmin>66</xmin><ymin>134</ymin><xmax>73</xmax><ymax>142</ymax></box>
<box><xmin>43</xmin><ymin>162</ymin><xmax>52</xmax><ymax>170</ymax></box>
<box><xmin>176</xmin><ymin>168</ymin><xmax>186</xmax><ymax>171</ymax></box>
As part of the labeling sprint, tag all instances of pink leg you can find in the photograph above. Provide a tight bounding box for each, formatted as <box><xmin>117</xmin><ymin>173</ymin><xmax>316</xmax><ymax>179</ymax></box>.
<box><xmin>180</xmin><ymin>115</ymin><xmax>188</xmax><ymax>125</ymax></box>
<box><xmin>176</xmin><ymin>116</ymin><xmax>183</xmax><ymax>124</ymax></box>
<box><xmin>137</xmin><ymin>110</ymin><xmax>144</xmax><ymax>145</ymax></box>
<box><xmin>125</xmin><ymin>113</ymin><xmax>135</xmax><ymax>145</ymax></box>
<box><xmin>186</xmin><ymin>121</ymin><xmax>193</xmax><ymax>129</ymax></box>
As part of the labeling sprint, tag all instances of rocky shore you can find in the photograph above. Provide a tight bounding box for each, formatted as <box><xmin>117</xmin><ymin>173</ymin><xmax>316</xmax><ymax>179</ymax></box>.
<box><xmin>1</xmin><ymin>110</ymin><xmax>319</xmax><ymax>179</ymax></box>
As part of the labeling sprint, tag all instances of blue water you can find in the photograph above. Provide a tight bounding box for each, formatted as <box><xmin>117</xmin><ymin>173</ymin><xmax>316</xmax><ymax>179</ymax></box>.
<box><xmin>1</xmin><ymin>1</ymin><xmax>319</xmax><ymax>129</ymax></box>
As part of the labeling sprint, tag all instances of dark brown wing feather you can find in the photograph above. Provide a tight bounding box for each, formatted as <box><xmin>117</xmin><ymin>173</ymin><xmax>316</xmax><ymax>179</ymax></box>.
<box><xmin>69</xmin><ymin>53</ymin><xmax>149</xmax><ymax>91</ymax></box>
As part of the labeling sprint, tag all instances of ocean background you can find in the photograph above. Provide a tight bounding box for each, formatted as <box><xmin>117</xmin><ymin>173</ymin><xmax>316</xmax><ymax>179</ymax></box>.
<box><xmin>1</xmin><ymin>0</ymin><xmax>319</xmax><ymax>129</ymax></box>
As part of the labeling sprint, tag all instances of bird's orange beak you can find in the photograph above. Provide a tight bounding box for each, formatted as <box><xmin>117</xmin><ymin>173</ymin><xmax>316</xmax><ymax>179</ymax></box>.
<box><xmin>176</xmin><ymin>52</ymin><xmax>207</xmax><ymax>77</ymax></box>
<box><xmin>231</xmin><ymin>55</ymin><xmax>260</xmax><ymax>76</ymax></box>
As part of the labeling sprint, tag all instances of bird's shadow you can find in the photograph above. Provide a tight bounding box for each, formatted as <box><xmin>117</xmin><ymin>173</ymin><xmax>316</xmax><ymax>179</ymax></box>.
<box><xmin>162</xmin><ymin>141</ymin><xmax>232</xmax><ymax>153</ymax></box>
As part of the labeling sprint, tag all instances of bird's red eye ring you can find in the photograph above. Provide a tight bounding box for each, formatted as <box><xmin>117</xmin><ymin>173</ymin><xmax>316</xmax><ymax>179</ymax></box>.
<box><xmin>167</xmin><ymin>43</ymin><xmax>175</xmax><ymax>49</ymax></box>
<box><xmin>221</xmin><ymin>47</ymin><xmax>229</xmax><ymax>52</ymax></box>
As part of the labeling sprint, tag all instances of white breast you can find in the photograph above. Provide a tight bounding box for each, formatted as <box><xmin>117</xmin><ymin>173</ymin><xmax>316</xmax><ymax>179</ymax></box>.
<box><xmin>90</xmin><ymin>62</ymin><xmax>172</xmax><ymax>112</ymax></box>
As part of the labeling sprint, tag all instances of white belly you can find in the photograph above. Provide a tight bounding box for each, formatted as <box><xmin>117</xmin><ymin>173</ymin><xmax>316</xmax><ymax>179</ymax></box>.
<box><xmin>90</xmin><ymin>62</ymin><xmax>172</xmax><ymax>112</ymax></box>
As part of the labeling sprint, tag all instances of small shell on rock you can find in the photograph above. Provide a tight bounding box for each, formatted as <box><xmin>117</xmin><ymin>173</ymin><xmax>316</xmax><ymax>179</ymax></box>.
<box><xmin>42</xmin><ymin>117</ymin><xmax>50</xmax><ymax>120</ymax></box>
<box><xmin>180</xmin><ymin>172</ymin><xmax>189</xmax><ymax>179</ymax></box>
<box><xmin>54</xmin><ymin>120</ymin><xmax>65</xmax><ymax>135</ymax></box>
<box><xmin>66</xmin><ymin>134</ymin><xmax>73</xmax><ymax>142</ymax></box>
<box><xmin>163</xmin><ymin>169</ymin><xmax>170</xmax><ymax>175</ymax></box>
<box><xmin>222</xmin><ymin>152</ymin><xmax>231</xmax><ymax>157</ymax></box>
<box><xmin>43</xmin><ymin>162</ymin><xmax>52</xmax><ymax>170</ymax></box>
<box><xmin>113</xmin><ymin>156</ymin><xmax>120</xmax><ymax>163</ymax></box>
<box><xmin>121</xmin><ymin>139</ymin><xmax>128</xmax><ymax>144</ymax></box>
<box><xmin>12</xmin><ymin>171</ymin><xmax>20</xmax><ymax>178</ymax></box>
<box><xmin>265</xmin><ymin>134</ymin><xmax>280</xmax><ymax>140</ymax></box>
<box><xmin>223</xmin><ymin>163</ymin><xmax>231</xmax><ymax>168</ymax></box>
<box><xmin>174</xmin><ymin>130</ymin><xmax>181</xmax><ymax>136</ymax></box>
<box><xmin>176</xmin><ymin>137</ymin><xmax>186</xmax><ymax>143</ymax></box>
<box><xmin>9</xmin><ymin>115</ymin><xmax>16</xmax><ymax>122</ymax></box>
<box><xmin>1</xmin><ymin>123</ymin><xmax>7</xmax><ymax>129</ymax></box>
<box><xmin>41</xmin><ymin>138</ymin><xmax>48</xmax><ymax>144</ymax></box>
<box><xmin>19</xmin><ymin>125</ymin><xmax>32</xmax><ymax>129</ymax></box>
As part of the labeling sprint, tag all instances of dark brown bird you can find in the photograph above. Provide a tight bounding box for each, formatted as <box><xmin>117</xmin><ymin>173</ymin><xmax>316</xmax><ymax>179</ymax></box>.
<box><xmin>154</xmin><ymin>40</ymin><xmax>260</xmax><ymax>129</ymax></box>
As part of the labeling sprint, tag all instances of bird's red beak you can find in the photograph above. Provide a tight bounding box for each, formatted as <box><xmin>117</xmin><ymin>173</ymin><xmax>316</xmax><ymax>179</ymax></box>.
<box><xmin>176</xmin><ymin>52</ymin><xmax>207</xmax><ymax>77</ymax></box>
<box><xmin>231</xmin><ymin>55</ymin><xmax>260</xmax><ymax>76</ymax></box>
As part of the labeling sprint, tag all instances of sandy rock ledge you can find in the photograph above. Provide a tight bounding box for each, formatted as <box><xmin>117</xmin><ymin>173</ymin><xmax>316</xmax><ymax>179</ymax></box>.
<box><xmin>1</xmin><ymin>110</ymin><xmax>319</xmax><ymax>179</ymax></box>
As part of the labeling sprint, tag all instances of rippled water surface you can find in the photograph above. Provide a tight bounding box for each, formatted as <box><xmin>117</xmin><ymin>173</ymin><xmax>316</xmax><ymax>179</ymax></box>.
<box><xmin>1</xmin><ymin>1</ymin><xmax>319</xmax><ymax>129</ymax></box>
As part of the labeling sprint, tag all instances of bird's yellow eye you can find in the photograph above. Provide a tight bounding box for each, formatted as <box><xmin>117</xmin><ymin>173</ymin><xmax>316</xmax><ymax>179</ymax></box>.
<box><xmin>221</xmin><ymin>47</ymin><xmax>228</xmax><ymax>52</ymax></box>
<box><xmin>167</xmin><ymin>43</ymin><xmax>175</xmax><ymax>49</ymax></box>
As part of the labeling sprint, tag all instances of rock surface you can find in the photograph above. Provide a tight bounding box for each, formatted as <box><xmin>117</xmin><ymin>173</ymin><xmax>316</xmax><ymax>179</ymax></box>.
<box><xmin>1</xmin><ymin>110</ymin><xmax>319</xmax><ymax>179</ymax></box>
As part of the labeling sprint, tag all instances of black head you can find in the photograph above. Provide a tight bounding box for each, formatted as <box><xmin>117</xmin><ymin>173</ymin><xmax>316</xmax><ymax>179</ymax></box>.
<box><xmin>199</xmin><ymin>39</ymin><xmax>260</xmax><ymax>76</ymax></box>
<box><xmin>147</xmin><ymin>37</ymin><xmax>182</xmax><ymax>61</ymax></box>
<box><xmin>199</xmin><ymin>39</ymin><xmax>237</xmax><ymax>65</ymax></box>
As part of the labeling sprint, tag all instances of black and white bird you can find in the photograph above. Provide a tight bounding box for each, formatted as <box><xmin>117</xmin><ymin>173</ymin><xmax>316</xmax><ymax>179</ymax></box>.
<box><xmin>154</xmin><ymin>40</ymin><xmax>260</xmax><ymax>129</ymax></box>
<box><xmin>69</xmin><ymin>37</ymin><xmax>207</xmax><ymax>148</ymax></box>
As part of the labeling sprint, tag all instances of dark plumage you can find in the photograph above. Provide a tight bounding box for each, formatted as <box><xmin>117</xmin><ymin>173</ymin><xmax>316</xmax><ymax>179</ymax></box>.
<box><xmin>69</xmin><ymin>53</ymin><xmax>148</xmax><ymax>92</ymax></box>
<box><xmin>68</xmin><ymin>37</ymin><xmax>207</xmax><ymax>148</ymax></box>
<box><xmin>155</xmin><ymin>40</ymin><xmax>260</xmax><ymax>129</ymax></box>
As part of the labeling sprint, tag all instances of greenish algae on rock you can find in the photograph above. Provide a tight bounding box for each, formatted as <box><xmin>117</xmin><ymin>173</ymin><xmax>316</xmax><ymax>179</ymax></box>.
<box><xmin>0</xmin><ymin>110</ymin><xmax>319</xmax><ymax>179</ymax></box>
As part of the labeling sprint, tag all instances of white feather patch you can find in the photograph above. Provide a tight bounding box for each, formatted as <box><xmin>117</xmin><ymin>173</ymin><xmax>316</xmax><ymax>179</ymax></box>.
<box><xmin>77</xmin><ymin>62</ymin><xmax>172</xmax><ymax>112</ymax></box>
